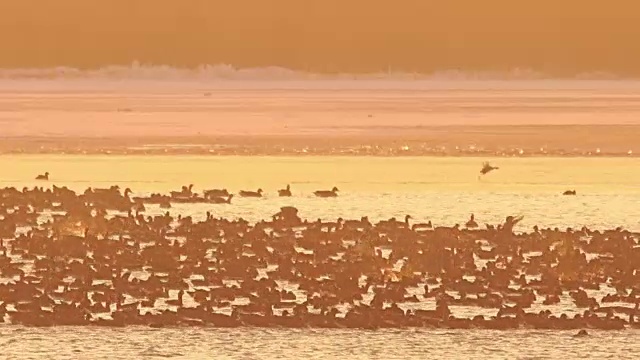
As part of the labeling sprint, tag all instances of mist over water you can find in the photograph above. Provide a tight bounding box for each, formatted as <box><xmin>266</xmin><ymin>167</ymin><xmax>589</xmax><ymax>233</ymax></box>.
<box><xmin>0</xmin><ymin>64</ymin><xmax>632</xmax><ymax>83</ymax></box>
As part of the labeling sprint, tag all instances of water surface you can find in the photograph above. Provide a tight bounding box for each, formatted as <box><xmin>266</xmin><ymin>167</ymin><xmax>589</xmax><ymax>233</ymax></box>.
<box><xmin>1</xmin><ymin>155</ymin><xmax>638</xmax><ymax>230</ymax></box>
<box><xmin>1</xmin><ymin>327</ymin><xmax>638</xmax><ymax>360</ymax></box>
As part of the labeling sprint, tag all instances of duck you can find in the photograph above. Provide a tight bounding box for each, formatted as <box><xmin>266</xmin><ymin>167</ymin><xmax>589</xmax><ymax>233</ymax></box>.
<box><xmin>239</xmin><ymin>189</ymin><xmax>263</xmax><ymax>198</ymax></box>
<box><xmin>314</xmin><ymin>187</ymin><xmax>339</xmax><ymax>198</ymax></box>
<box><xmin>278</xmin><ymin>185</ymin><xmax>292</xmax><ymax>197</ymax></box>
<box><xmin>563</xmin><ymin>190</ymin><xmax>577</xmax><ymax>196</ymax></box>
<box><xmin>35</xmin><ymin>172</ymin><xmax>49</xmax><ymax>181</ymax></box>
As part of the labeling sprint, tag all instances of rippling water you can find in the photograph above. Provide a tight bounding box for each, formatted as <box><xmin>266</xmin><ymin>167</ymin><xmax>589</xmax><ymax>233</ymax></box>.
<box><xmin>3</xmin><ymin>154</ymin><xmax>640</xmax><ymax>359</ymax></box>
<box><xmin>1</xmin><ymin>155</ymin><xmax>639</xmax><ymax>230</ymax></box>
<box><xmin>1</xmin><ymin>327</ymin><xmax>638</xmax><ymax>360</ymax></box>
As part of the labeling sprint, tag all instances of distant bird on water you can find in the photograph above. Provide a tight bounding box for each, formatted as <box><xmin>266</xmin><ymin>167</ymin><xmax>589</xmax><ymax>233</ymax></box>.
<box><xmin>36</xmin><ymin>172</ymin><xmax>49</xmax><ymax>181</ymax></box>
<box><xmin>563</xmin><ymin>190</ymin><xmax>577</xmax><ymax>196</ymax></box>
<box><xmin>314</xmin><ymin>187</ymin><xmax>339</xmax><ymax>198</ymax></box>
<box><xmin>278</xmin><ymin>184</ymin><xmax>292</xmax><ymax>197</ymax></box>
<box><xmin>239</xmin><ymin>189</ymin><xmax>263</xmax><ymax>198</ymax></box>
<box><xmin>465</xmin><ymin>214</ymin><xmax>479</xmax><ymax>228</ymax></box>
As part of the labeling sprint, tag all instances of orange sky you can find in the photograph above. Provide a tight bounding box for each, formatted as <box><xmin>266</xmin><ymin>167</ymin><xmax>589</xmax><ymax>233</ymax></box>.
<box><xmin>1</xmin><ymin>0</ymin><xmax>639</xmax><ymax>76</ymax></box>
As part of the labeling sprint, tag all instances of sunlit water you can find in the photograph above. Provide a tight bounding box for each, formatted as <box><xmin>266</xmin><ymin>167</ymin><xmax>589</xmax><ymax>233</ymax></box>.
<box><xmin>1</xmin><ymin>155</ymin><xmax>639</xmax><ymax>231</ymax></box>
<box><xmin>0</xmin><ymin>327</ymin><xmax>637</xmax><ymax>360</ymax></box>
<box><xmin>3</xmin><ymin>154</ymin><xmax>640</xmax><ymax>359</ymax></box>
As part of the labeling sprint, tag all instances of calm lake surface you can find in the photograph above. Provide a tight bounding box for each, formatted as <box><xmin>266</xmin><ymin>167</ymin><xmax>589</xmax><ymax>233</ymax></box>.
<box><xmin>1</xmin><ymin>155</ymin><xmax>639</xmax><ymax>230</ymax></box>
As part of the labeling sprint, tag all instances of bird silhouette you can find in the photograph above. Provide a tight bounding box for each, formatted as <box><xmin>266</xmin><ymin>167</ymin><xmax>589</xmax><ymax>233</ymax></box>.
<box><xmin>480</xmin><ymin>162</ymin><xmax>499</xmax><ymax>175</ymax></box>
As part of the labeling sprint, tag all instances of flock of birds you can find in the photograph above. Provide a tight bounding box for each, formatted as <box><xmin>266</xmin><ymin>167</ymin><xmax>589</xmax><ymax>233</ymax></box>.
<box><xmin>0</xmin><ymin>161</ymin><xmax>614</xmax><ymax>333</ymax></box>
<box><xmin>0</xmin><ymin>183</ymin><xmax>637</xmax><ymax>332</ymax></box>
<box><xmin>34</xmin><ymin>162</ymin><xmax>578</xmax><ymax>200</ymax></box>
<box><xmin>35</xmin><ymin>173</ymin><xmax>340</xmax><ymax>205</ymax></box>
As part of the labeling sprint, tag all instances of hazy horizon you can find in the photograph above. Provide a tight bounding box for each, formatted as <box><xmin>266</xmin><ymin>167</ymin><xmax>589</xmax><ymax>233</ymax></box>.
<box><xmin>2</xmin><ymin>0</ymin><xmax>640</xmax><ymax>76</ymax></box>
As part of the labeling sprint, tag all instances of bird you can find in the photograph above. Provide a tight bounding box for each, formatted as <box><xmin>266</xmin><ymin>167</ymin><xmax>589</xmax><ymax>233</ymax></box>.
<box><xmin>35</xmin><ymin>172</ymin><xmax>49</xmax><ymax>181</ymax></box>
<box><xmin>314</xmin><ymin>187</ymin><xmax>339</xmax><ymax>197</ymax></box>
<box><xmin>480</xmin><ymin>162</ymin><xmax>499</xmax><ymax>175</ymax></box>
<box><xmin>210</xmin><ymin>194</ymin><xmax>233</xmax><ymax>204</ymax></box>
<box><xmin>466</xmin><ymin>214</ymin><xmax>479</xmax><ymax>228</ymax></box>
<box><xmin>563</xmin><ymin>190</ymin><xmax>577</xmax><ymax>196</ymax></box>
<box><xmin>411</xmin><ymin>220</ymin><xmax>433</xmax><ymax>231</ymax></box>
<box><xmin>278</xmin><ymin>185</ymin><xmax>292</xmax><ymax>197</ymax></box>
<box><xmin>170</xmin><ymin>184</ymin><xmax>194</xmax><ymax>198</ymax></box>
<box><xmin>239</xmin><ymin>189</ymin><xmax>263</xmax><ymax>198</ymax></box>
<box><xmin>203</xmin><ymin>189</ymin><xmax>230</xmax><ymax>199</ymax></box>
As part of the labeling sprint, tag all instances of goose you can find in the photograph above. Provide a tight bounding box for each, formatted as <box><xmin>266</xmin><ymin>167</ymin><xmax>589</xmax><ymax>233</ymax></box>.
<box><xmin>274</xmin><ymin>206</ymin><xmax>299</xmax><ymax>219</ymax></box>
<box><xmin>412</xmin><ymin>220</ymin><xmax>433</xmax><ymax>231</ymax></box>
<box><xmin>170</xmin><ymin>184</ymin><xmax>194</xmax><ymax>198</ymax></box>
<box><xmin>343</xmin><ymin>216</ymin><xmax>372</xmax><ymax>229</ymax></box>
<box><xmin>203</xmin><ymin>189</ymin><xmax>230</xmax><ymax>199</ymax></box>
<box><xmin>479</xmin><ymin>162</ymin><xmax>499</xmax><ymax>176</ymax></box>
<box><xmin>377</xmin><ymin>215</ymin><xmax>411</xmax><ymax>228</ymax></box>
<box><xmin>159</xmin><ymin>199</ymin><xmax>171</xmax><ymax>209</ymax></box>
<box><xmin>239</xmin><ymin>189</ymin><xmax>263</xmax><ymax>198</ymax></box>
<box><xmin>278</xmin><ymin>184</ymin><xmax>292</xmax><ymax>197</ymax></box>
<box><xmin>466</xmin><ymin>214</ymin><xmax>479</xmax><ymax>228</ymax></box>
<box><xmin>166</xmin><ymin>289</ymin><xmax>185</xmax><ymax>307</ymax></box>
<box><xmin>35</xmin><ymin>172</ymin><xmax>49</xmax><ymax>181</ymax></box>
<box><xmin>574</xmin><ymin>329</ymin><xmax>589</xmax><ymax>337</ymax></box>
<box><xmin>210</xmin><ymin>194</ymin><xmax>233</xmax><ymax>204</ymax></box>
<box><xmin>314</xmin><ymin>187</ymin><xmax>339</xmax><ymax>197</ymax></box>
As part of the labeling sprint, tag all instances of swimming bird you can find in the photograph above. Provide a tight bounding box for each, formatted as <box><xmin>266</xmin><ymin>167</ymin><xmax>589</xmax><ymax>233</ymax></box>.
<box><xmin>563</xmin><ymin>190</ymin><xmax>577</xmax><ymax>196</ymax></box>
<box><xmin>411</xmin><ymin>220</ymin><xmax>433</xmax><ymax>231</ymax></box>
<box><xmin>210</xmin><ymin>194</ymin><xmax>233</xmax><ymax>204</ymax></box>
<box><xmin>573</xmin><ymin>329</ymin><xmax>589</xmax><ymax>337</ymax></box>
<box><xmin>274</xmin><ymin>206</ymin><xmax>299</xmax><ymax>218</ymax></box>
<box><xmin>480</xmin><ymin>162</ymin><xmax>499</xmax><ymax>176</ymax></box>
<box><xmin>314</xmin><ymin>187</ymin><xmax>339</xmax><ymax>198</ymax></box>
<box><xmin>170</xmin><ymin>184</ymin><xmax>194</xmax><ymax>198</ymax></box>
<box><xmin>35</xmin><ymin>172</ymin><xmax>49</xmax><ymax>181</ymax></box>
<box><xmin>278</xmin><ymin>185</ymin><xmax>292</xmax><ymax>197</ymax></box>
<box><xmin>466</xmin><ymin>214</ymin><xmax>478</xmax><ymax>228</ymax></box>
<box><xmin>203</xmin><ymin>189</ymin><xmax>230</xmax><ymax>199</ymax></box>
<box><xmin>239</xmin><ymin>189</ymin><xmax>263</xmax><ymax>198</ymax></box>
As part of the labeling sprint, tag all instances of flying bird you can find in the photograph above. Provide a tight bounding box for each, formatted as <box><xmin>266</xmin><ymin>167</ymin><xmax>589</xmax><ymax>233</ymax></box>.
<box><xmin>480</xmin><ymin>162</ymin><xmax>499</xmax><ymax>175</ymax></box>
